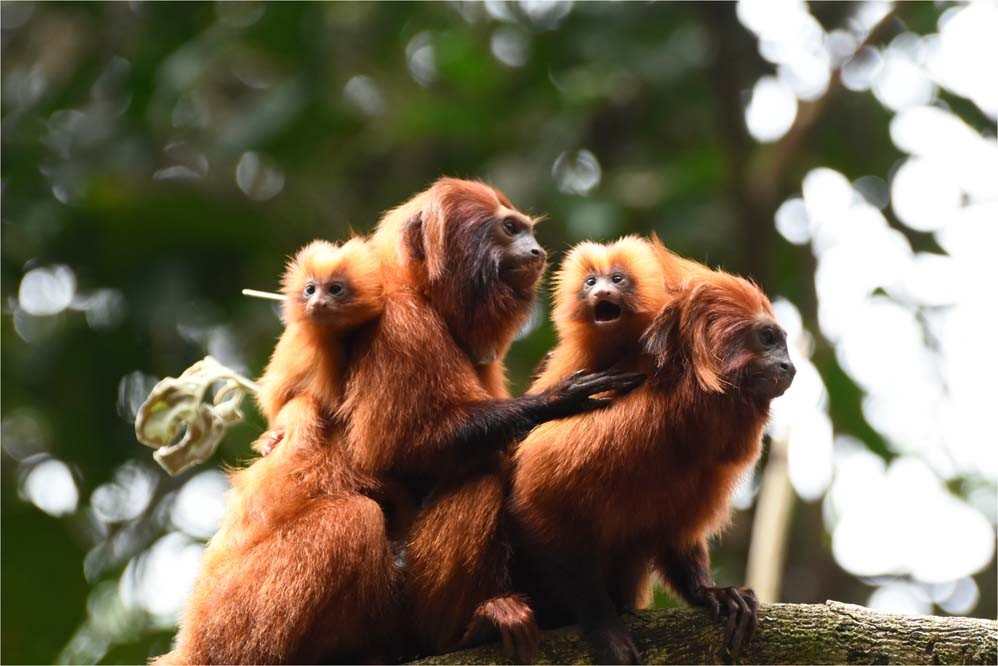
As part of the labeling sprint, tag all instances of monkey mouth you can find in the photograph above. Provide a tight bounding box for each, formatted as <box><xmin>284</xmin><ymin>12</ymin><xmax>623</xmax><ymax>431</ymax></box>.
<box><xmin>593</xmin><ymin>300</ymin><xmax>622</xmax><ymax>324</ymax></box>
<box><xmin>501</xmin><ymin>264</ymin><xmax>543</xmax><ymax>290</ymax></box>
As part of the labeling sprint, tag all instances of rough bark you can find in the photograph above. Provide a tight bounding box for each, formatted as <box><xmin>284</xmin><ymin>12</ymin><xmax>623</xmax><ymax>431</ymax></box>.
<box><xmin>415</xmin><ymin>601</ymin><xmax>997</xmax><ymax>665</ymax></box>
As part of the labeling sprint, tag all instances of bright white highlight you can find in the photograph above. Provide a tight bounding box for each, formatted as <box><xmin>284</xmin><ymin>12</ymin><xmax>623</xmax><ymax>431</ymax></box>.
<box><xmin>19</xmin><ymin>264</ymin><xmax>76</xmax><ymax>316</ymax></box>
<box><xmin>171</xmin><ymin>470</ymin><xmax>230</xmax><ymax>540</ymax></box>
<box><xmin>745</xmin><ymin>76</ymin><xmax>798</xmax><ymax>142</ymax></box>
<box><xmin>20</xmin><ymin>456</ymin><xmax>79</xmax><ymax>517</ymax></box>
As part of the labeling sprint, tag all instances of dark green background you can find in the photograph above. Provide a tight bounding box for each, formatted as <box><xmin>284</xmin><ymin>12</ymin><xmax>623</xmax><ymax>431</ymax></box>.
<box><xmin>2</xmin><ymin>2</ymin><xmax>994</xmax><ymax>663</ymax></box>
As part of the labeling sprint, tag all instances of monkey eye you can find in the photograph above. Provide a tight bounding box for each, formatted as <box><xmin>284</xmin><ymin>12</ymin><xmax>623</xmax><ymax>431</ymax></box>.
<box><xmin>584</xmin><ymin>276</ymin><xmax>597</xmax><ymax>287</ymax></box>
<box><xmin>502</xmin><ymin>220</ymin><xmax>517</xmax><ymax>236</ymax></box>
<box><xmin>304</xmin><ymin>284</ymin><xmax>316</xmax><ymax>297</ymax></box>
<box><xmin>612</xmin><ymin>273</ymin><xmax>625</xmax><ymax>284</ymax></box>
<box><xmin>329</xmin><ymin>282</ymin><xmax>344</xmax><ymax>296</ymax></box>
<box><xmin>759</xmin><ymin>326</ymin><xmax>776</xmax><ymax>347</ymax></box>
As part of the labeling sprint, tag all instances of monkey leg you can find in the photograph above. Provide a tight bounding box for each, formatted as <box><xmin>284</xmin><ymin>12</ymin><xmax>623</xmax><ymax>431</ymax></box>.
<box><xmin>607</xmin><ymin>548</ymin><xmax>655</xmax><ymax>615</ymax></box>
<box><xmin>173</xmin><ymin>493</ymin><xmax>399</xmax><ymax>664</ymax></box>
<box><xmin>515</xmin><ymin>535</ymin><xmax>641</xmax><ymax>665</ymax></box>
<box><xmin>405</xmin><ymin>471</ymin><xmax>539</xmax><ymax>662</ymax></box>
<box><xmin>656</xmin><ymin>540</ymin><xmax>758</xmax><ymax>660</ymax></box>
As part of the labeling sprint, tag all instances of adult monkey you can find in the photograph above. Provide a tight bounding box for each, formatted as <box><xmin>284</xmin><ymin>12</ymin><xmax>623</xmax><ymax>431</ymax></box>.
<box><xmin>341</xmin><ymin>178</ymin><xmax>643</xmax><ymax>661</ymax></box>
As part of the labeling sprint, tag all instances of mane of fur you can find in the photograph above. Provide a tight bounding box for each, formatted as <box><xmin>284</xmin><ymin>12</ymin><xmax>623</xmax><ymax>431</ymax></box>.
<box><xmin>370</xmin><ymin>177</ymin><xmax>538</xmax><ymax>364</ymax></box>
<box><xmin>512</xmin><ymin>260</ymin><xmax>776</xmax><ymax>556</ymax></box>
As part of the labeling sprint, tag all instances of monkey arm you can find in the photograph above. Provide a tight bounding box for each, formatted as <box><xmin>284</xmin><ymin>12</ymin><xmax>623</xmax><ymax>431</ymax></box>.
<box><xmin>656</xmin><ymin>541</ymin><xmax>759</xmax><ymax>659</ymax></box>
<box><xmin>440</xmin><ymin>369</ymin><xmax>644</xmax><ymax>460</ymax></box>
<box><xmin>343</xmin><ymin>299</ymin><xmax>643</xmax><ymax>481</ymax></box>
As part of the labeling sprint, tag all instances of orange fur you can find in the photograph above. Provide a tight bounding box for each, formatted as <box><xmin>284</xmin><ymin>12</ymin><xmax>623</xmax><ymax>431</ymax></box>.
<box><xmin>255</xmin><ymin>238</ymin><xmax>383</xmax><ymax>427</ymax></box>
<box><xmin>341</xmin><ymin>178</ymin><xmax>547</xmax><ymax>659</ymax></box>
<box><xmin>510</xmin><ymin>260</ymin><xmax>788</xmax><ymax>660</ymax></box>
<box><xmin>155</xmin><ymin>239</ymin><xmax>400</xmax><ymax>665</ymax></box>
<box><xmin>531</xmin><ymin>235</ymin><xmax>669</xmax><ymax>393</ymax></box>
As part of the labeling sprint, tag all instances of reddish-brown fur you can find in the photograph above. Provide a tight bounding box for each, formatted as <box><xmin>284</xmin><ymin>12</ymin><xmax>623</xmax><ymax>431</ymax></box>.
<box><xmin>154</xmin><ymin>239</ymin><xmax>400</xmax><ymax>665</ymax></box>
<box><xmin>340</xmin><ymin>178</ymin><xmax>545</xmax><ymax>660</ymax></box>
<box><xmin>524</xmin><ymin>236</ymin><xmax>673</xmax><ymax>614</ymax></box>
<box><xmin>510</xmin><ymin>262</ymin><xmax>789</xmax><ymax>662</ymax></box>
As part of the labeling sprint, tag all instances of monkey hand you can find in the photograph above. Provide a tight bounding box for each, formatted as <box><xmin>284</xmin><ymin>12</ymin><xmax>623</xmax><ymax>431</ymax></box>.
<box><xmin>584</xmin><ymin>621</ymin><xmax>642</xmax><ymax>665</ymax></box>
<box><xmin>542</xmin><ymin>369</ymin><xmax>645</xmax><ymax>419</ymax></box>
<box><xmin>693</xmin><ymin>586</ymin><xmax>758</xmax><ymax>660</ymax></box>
<box><xmin>252</xmin><ymin>429</ymin><xmax>285</xmax><ymax>456</ymax></box>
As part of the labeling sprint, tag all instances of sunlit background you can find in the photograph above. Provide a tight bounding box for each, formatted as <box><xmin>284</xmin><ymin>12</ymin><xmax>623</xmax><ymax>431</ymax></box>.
<box><xmin>2</xmin><ymin>2</ymin><xmax>996</xmax><ymax>663</ymax></box>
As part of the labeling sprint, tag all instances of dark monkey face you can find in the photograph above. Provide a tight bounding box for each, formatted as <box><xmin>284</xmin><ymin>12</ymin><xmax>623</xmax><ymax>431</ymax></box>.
<box><xmin>742</xmin><ymin>318</ymin><xmax>796</xmax><ymax>399</ymax></box>
<box><xmin>642</xmin><ymin>274</ymin><xmax>795</xmax><ymax>402</ymax></box>
<box><xmin>494</xmin><ymin>211</ymin><xmax>546</xmax><ymax>291</ymax></box>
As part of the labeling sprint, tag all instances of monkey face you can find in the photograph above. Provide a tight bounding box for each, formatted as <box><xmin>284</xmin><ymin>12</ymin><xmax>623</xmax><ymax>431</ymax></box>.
<box><xmin>281</xmin><ymin>238</ymin><xmax>383</xmax><ymax>330</ymax></box>
<box><xmin>579</xmin><ymin>269</ymin><xmax>634</xmax><ymax>327</ymax></box>
<box><xmin>643</xmin><ymin>273</ymin><xmax>794</xmax><ymax>402</ymax></box>
<box><xmin>494</xmin><ymin>211</ymin><xmax>546</xmax><ymax>291</ymax></box>
<box><xmin>301</xmin><ymin>276</ymin><xmax>350</xmax><ymax>322</ymax></box>
<box><xmin>742</xmin><ymin>318</ymin><xmax>796</xmax><ymax>399</ymax></box>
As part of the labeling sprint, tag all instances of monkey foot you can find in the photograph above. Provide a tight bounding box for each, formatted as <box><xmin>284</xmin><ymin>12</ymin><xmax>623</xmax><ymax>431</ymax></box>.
<box><xmin>252</xmin><ymin>429</ymin><xmax>285</xmax><ymax>456</ymax></box>
<box><xmin>459</xmin><ymin>595</ymin><xmax>540</xmax><ymax>664</ymax></box>
<box><xmin>698</xmin><ymin>586</ymin><xmax>758</xmax><ymax>660</ymax></box>
<box><xmin>585</xmin><ymin>622</ymin><xmax>642</xmax><ymax>665</ymax></box>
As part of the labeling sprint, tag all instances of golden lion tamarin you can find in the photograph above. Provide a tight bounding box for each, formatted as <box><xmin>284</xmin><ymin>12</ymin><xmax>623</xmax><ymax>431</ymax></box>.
<box><xmin>339</xmin><ymin>178</ymin><xmax>642</xmax><ymax>661</ymax></box>
<box><xmin>530</xmin><ymin>235</ymin><xmax>670</xmax><ymax>393</ymax></box>
<box><xmin>155</xmin><ymin>239</ymin><xmax>400</xmax><ymax>665</ymax></box>
<box><xmin>510</xmin><ymin>262</ymin><xmax>795</xmax><ymax>664</ymax></box>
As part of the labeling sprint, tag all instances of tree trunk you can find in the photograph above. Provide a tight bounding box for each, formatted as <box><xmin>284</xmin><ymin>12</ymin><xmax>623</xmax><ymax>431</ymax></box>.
<box><xmin>415</xmin><ymin>601</ymin><xmax>997</xmax><ymax>665</ymax></box>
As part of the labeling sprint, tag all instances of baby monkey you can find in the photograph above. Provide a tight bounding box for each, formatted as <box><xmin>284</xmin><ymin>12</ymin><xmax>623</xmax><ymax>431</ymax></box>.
<box><xmin>531</xmin><ymin>235</ymin><xmax>669</xmax><ymax>392</ymax></box>
<box><xmin>158</xmin><ymin>241</ymin><xmax>399</xmax><ymax>664</ymax></box>
<box><xmin>254</xmin><ymin>238</ymin><xmax>383</xmax><ymax>455</ymax></box>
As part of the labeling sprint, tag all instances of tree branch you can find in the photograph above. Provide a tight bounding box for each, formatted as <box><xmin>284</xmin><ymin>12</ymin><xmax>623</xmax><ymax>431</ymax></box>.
<box><xmin>415</xmin><ymin>601</ymin><xmax>997</xmax><ymax>665</ymax></box>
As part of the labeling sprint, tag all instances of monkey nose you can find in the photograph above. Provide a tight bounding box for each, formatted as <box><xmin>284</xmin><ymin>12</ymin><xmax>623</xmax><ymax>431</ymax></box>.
<box><xmin>528</xmin><ymin>244</ymin><xmax>546</xmax><ymax>264</ymax></box>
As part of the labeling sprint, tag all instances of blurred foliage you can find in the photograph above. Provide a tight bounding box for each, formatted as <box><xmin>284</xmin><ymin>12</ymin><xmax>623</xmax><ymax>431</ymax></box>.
<box><xmin>1</xmin><ymin>2</ymin><xmax>994</xmax><ymax>664</ymax></box>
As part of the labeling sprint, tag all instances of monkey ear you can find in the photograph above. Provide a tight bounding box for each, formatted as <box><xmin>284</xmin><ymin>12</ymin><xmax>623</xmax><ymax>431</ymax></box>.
<box><xmin>404</xmin><ymin>213</ymin><xmax>426</xmax><ymax>263</ymax></box>
<box><xmin>689</xmin><ymin>326</ymin><xmax>725</xmax><ymax>394</ymax></box>
<box><xmin>642</xmin><ymin>292</ymin><xmax>725</xmax><ymax>393</ymax></box>
<box><xmin>420</xmin><ymin>192</ymin><xmax>448</xmax><ymax>281</ymax></box>
<box><xmin>641</xmin><ymin>299</ymin><xmax>683</xmax><ymax>374</ymax></box>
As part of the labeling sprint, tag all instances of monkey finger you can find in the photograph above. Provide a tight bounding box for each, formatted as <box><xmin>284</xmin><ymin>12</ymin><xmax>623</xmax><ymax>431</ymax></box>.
<box><xmin>607</xmin><ymin>374</ymin><xmax>646</xmax><ymax>394</ymax></box>
<box><xmin>528</xmin><ymin>618</ymin><xmax>542</xmax><ymax>657</ymax></box>
<box><xmin>722</xmin><ymin>591</ymin><xmax>739</xmax><ymax>653</ymax></box>
<box><xmin>499</xmin><ymin>625</ymin><xmax>514</xmax><ymax>659</ymax></box>
<box><xmin>575</xmin><ymin>374</ymin><xmax>636</xmax><ymax>396</ymax></box>
<box><xmin>514</xmin><ymin>622</ymin><xmax>540</xmax><ymax>664</ymax></box>
<box><xmin>728</xmin><ymin>590</ymin><xmax>752</xmax><ymax>659</ymax></box>
<box><xmin>564</xmin><ymin>369</ymin><xmax>604</xmax><ymax>388</ymax></box>
<box><xmin>582</xmin><ymin>397</ymin><xmax>616</xmax><ymax>411</ymax></box>
<box><xmin>571</xmin><ymin>370</ymin><xmax>616</xmax><ymax>388</ymax></box>
<box><xmin>742</xmin><ymin>588</ymin><xmax>759</xmax><ymax>645</ymax></box>
<box><xmin>703</xmin><ymin>592</ymin><xmax>722</xmax><ymax>619</ymax></box>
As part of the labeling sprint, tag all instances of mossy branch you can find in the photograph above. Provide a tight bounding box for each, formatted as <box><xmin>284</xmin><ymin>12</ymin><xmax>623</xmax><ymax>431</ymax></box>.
<box><xmin>416</xmin><ymin>601</ymin><xmax>997</xmax><ymax>665</ymax></box>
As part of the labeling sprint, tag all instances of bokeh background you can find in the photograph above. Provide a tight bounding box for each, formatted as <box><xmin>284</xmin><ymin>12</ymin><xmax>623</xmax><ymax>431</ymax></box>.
<box><xmin>2</xmin><ymin>1</ymin><xmax>996</xmax><ymax>663</ymax></box>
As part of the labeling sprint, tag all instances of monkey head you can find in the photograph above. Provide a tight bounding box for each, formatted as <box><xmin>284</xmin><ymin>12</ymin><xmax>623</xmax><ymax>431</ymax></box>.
<box><xmin>642</xmin><ymin>271</ymin><xmax>795</xmax><ymax>404</ymax></box>
<box><xmin>553</xmin><ymin>236</ymin><xmax>667</xmax><ymax>339</ymax></box>
<box><xmin>281</xmin><ymin>238</ymin><xmax>383</xmax><ymax>330</ymax></box>
<box><xmin>375</xmin><ymin>177</ymin><xmax>546</xmax><ymax>361</ymax></box>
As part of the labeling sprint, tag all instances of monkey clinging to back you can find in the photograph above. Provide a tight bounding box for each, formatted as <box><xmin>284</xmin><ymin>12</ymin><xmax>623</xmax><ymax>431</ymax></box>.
<box><xmin>157</xmin><ymin>238</ymin><xmax>401</xmax><ymax>665</ymax></box>
<box><xmin>530</xmin><ymin>235</ymin><xmax>669</xmax><ymax>392</ymax></box>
